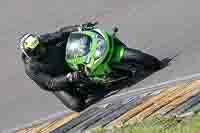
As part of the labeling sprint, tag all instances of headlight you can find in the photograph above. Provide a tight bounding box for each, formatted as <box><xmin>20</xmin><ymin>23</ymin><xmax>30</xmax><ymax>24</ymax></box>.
<box><xmin>94</xmin><ymin>34</ymin><xmax>106</xmax><ymax>59</ymax></box>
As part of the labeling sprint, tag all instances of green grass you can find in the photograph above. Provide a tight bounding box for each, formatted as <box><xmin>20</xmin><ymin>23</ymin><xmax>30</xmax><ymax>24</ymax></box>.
<box><xmin>87</xmin><ymin>114</ymin><xmax>200</xmax><ymax>133</ymax></box>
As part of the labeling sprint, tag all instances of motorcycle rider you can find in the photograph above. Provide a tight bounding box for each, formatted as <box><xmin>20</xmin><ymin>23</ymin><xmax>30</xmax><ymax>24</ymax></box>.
<box><xmin>20</xmin><ymin>22</ymin><xmax>163</xmax><ymax>112</ymax></box>
<box><xmin>20</xmin><ymin>23</ymin><xmax>93</xmax><ymax>112</ymax></box>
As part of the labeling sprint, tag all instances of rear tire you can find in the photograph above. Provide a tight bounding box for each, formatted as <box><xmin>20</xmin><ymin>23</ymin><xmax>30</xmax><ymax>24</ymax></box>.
<box><xmin>52</xmin><ymin>90</ymin><xmax>85</xmax><ymax>112</ymax></box>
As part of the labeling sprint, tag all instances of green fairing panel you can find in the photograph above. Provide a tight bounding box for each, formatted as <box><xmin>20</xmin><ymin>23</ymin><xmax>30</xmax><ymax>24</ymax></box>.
<box><xmin>90</xmin><ymin>34</ymin><xmax>125</xmax><ymax>78</ymax></box>
<box><xmin>110</xmin><ymin>37</ymin><xmax>125</xmax><ymax>63</ymax></box>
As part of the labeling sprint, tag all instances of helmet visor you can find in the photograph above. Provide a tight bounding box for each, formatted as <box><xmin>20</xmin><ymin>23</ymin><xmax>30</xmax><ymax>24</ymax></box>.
<box><xmin>23</xmin><ymin>35</ymin><xmax>40</xmax><ymax>49</ymax></box>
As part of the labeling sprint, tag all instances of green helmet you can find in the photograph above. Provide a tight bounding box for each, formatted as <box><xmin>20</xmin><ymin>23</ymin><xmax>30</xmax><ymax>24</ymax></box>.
<box><xmin>20</xmin><ymin>33</ymin><xmax>44</xmax><ymax>58</ymax></box>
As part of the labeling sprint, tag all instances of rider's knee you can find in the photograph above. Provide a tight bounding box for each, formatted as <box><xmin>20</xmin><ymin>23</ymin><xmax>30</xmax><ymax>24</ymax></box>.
<box><xmin>67</xmin><ymin>99</ymin><xmax>85</xmax><ymax>112</ymax></box>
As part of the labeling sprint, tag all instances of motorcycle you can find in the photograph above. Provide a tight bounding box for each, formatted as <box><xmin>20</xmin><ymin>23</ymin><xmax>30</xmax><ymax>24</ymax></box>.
<box><xmin>54</xmin><ymin>22</ymin><xmax>167</xmax><ymax>111</ymax></box>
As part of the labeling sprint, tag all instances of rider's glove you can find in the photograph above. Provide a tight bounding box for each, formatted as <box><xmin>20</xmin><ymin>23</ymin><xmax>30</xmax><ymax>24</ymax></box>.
<box><xmin>66</xmin><ymin>71</ymin><xmax>88</xmax><ymax>82</ymax></box>
<box><xmin>47</xmin><ymin>71</ymin><xmax>88</xmax><ymax>90</ymax></box>
<box><xmin>80</xmin><ymin>21</ymin><xmax>98</xmax><ymax>31</ymax></box>
<box><xmin>58</xmin><ymin>21</ymin><xmax>98</xmax><ymax>33</ymax></box>
<box><xmin>59</xmin><ymin>24</ymin><xmax>80</xmax><ymax>33</ymax></box>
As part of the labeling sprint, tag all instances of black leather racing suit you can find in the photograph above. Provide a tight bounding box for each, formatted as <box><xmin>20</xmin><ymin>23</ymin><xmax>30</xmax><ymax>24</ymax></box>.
<box><xmin>21</xmin><ymin>25</ymin><xmax>87</xmax><ymax>111</ymax></box>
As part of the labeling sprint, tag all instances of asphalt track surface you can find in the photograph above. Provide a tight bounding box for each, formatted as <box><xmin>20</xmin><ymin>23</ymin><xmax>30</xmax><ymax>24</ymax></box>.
<box><xmin>1</xmin><ymin>0</ymin><xmax>200</xmax><ymax>131</ymax></box>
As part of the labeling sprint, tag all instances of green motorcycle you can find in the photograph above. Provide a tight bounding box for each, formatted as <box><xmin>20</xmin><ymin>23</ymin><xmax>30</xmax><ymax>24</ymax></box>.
<box><xmin>54</xmin><ymin>22</ymin><xmax>165</xmax><ymax>111</ymax></box>
<box><xmin>64</xmin><ymin>22</ymin><xmax>136</xmax><ymax>88</ymax></box>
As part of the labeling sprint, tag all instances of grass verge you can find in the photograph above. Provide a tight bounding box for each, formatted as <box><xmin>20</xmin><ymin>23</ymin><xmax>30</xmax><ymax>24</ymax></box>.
<box><xmin>88</xmin><ymin>114</ymin><xmax>200</xmax><ymax>133</ymax></box>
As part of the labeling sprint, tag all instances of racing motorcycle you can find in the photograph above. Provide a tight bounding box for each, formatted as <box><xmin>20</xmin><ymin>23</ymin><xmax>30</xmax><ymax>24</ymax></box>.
<box><xmin>55</xmin><ymin>22</ymin><xmax>166</xmax><ymax>111</ymax></box>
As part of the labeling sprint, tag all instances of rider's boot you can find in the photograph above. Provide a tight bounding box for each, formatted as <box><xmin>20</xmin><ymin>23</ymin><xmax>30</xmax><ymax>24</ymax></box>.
<box><xmin>122</xmin><ymin>48</ymin><xmax>164</xmax><ymax>71</ymax></box>
<box><xmin>84</xmin><ymin>88</ymin><xmax>111</xmax><ymax>107</ymax></box>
